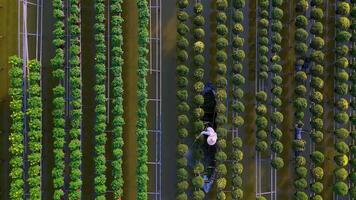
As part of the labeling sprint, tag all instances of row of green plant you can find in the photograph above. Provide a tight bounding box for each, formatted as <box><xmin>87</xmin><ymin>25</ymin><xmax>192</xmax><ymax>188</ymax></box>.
<box><xmin>51</xmin><ymin>0</ymin><xmax>66</xmax><ymax>198</ymax></box>
<box><xmin>136</xmin><ymin>0</ymin><xmax>150</xmax><ymax>199</ymax></box>
<box><xmin>27</xmin><ymin>59</ymin><xmax>42</xmax><ymax>199</ymax></box>
<box><xmin>190</xmin><ymin>2</ymin><xmax>206</xmax><ymax>200</ymax></box>
<box><xmin>293</xmin><ymin>0</ymin><xmax>309</xmax><ymax>199</ymax></box>
<box><xmin>230</xmin><ymin>0</ymin><xmax>246</xmax><ymax>199</ymax></box>
<box><xmin>269</xmin><ymin>0</ymin><xmax>284</xmax><ymax>171</ymax></box>
<box><xmin>176</xmin><ymin>0</ymin><xmax>190</xmax><ymax>199</ymax></box>
<box><xmin>93</xmin><ymin>0</ymin><xmax>107</xmax><ymax>198</ymax></box>
<box><xmin>308</xmin><ymin>0</ymin><xmax>325</xmax><ymax>199</ymax></box>
<box><xmin>8</xmin><ymin>56</ymin><xmax>25</xmax><ymax>199</ymax></box>
<box><xmin>333</xmin><ymin>0</ymin><xmax>352</xmax><ymax>197</ymax></box>
<box><xmin>350</xmin><ymin>1</ymin><xmax>356</xmax><ymax>197</ymax></box>
<box><xmin>68</xmin><ymin>0</ymin><xmax>82</xmax><ymax>199</ymax></box>
<box><xmin>110</xmin><ymin>0</ymin><xmax>125</xmax><ymax>199</ymax></box>
<box><xmin>255</xmin><ymin>0</ymin><xmax>270</xmax><ymax>154</ymax></box>
<box><xmin>215</xmin><ymin>1</ymin><xmax>229</xmax><ymax>199</ymax></box>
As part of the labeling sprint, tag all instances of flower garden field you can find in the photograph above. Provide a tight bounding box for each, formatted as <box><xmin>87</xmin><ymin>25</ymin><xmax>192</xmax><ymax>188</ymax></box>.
<box><xmin>1</xmin><ymin>0</ymin><xmax>356</xmax><ymax>200</ymax></box>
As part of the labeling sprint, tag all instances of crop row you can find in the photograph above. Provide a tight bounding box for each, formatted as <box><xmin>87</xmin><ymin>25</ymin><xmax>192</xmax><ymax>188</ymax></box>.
<box><xmin>8</xmin><ymin>56</ymin><xmax>25</xmax><ymax>199</ymax></box>
<box><xmin>350</xmin><ymin>1</ymin><xmax>356</xmax><ymax>197</ymax></box>
<box><xmin>230</xmin><ymin>0</ymin><xmax>246</xmax><ymax>199</ymax></box>
<box><xmin>136</xmin><ymin>0</ymin><xmax>150</xmax><ymax>199</ymax></box>
<box><xmin>110</xmin><ymin>0</ymin><xmax>125</xmax><ymax>199</ymax></box>
<box><xmin>190</xmin><ymin>2</ymin><xmax>206</xmax><ymax>199</ymax></box>
<box><xmin>215</xmin><ymin>1</ymin><xmax>229</xmax><ymax>199</ymax></box>
<box><xmin>68</xmin><ymin>0</ymin><xmax>82</xmax><ymax>199</ymax></box>
<box><xmin>50</xmin><ymin>0</ymin><xmax>66</xmax><ymax>198</ymax></box>
<box><xmin>269</xmin><ymin>0</ymin><xmax>284</xmax><ymax>170</ymax></box>
<box><xmin>93</xmin><ymin>0</ymin><xmax>107</xmax><ymax>198</ymax></box>
<box><xmin>308</xmin><ymin>0</ymin><xmax>325</xmax><ymax>199</ymax></box>
<box><xmin>293</xmin><ymin>0</ymin><xmax>309</xmax><ymax>199</ymax></box>
<box><xmin>176</xmin><ymin>0</ymin><xmax>190</xmax><ymax>199</ymax></box>
<box><xmin>27</xmin><ymin>60</ymin><xmax>42</xmax><ymax>199</ymax></box>
<box><xmin>333</xmin><ymin>0</ymin><xmax>352</xmax><ymax>197</ymax></box>
<box><xmin>255</xmin><ymin>0</ymin><xmax>270</xmax><ymax>154</ymax></box>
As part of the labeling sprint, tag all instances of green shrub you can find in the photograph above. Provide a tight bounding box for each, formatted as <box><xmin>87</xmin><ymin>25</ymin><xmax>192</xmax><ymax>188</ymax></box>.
<box><xmin>296</xmin><ymin>0</ymin><xmax>308</xmax><ymax>12</ymax></box>
<box><xmin>256</xmin><ymin>91</ymin><xmax>267</xmax><ymax>102</ymax></box>
<box><xmin>295</xmin><ymin>15</ymin><xmax>308</xmax><ymax>28</ymax></box>
<box><xmin>337</xmin><ymin>2</ymin><xmax>350</xmax><ymax>15</ymax></box>
<box><xmin>311</xmin><ymin>22</ymin><xmax>323</xmax><ymax>35</ymax></box>
<box><xmin>294</xmin><ymin>178</ymin><xmax>308</xmax><ymax>190</ymax></box>
<box><xmin>310</xmin><ymin>8</ymin><xmax>323</xmax><ymax>20</ymax></box>
<box><xmin>312</xmin><ymin>167</ymin><xmax>324</xmax><ymax>180</ymax></box>
<box><xmin>310</xmin><ymin>151</ymin><xmax>325</xmax><ymax>165</ymax></box>
<box><xmin>334</xmin><ymin>167</ymin><xmax>348</xmax><ymax>181</ymax></box>
<box><xmin>271</xmin><ymin>141</ymin><xmax>283</xmax><ymax>154</ymax></box>
<box><xmin>335</xmin><ymin>112</ymin><xmax>349</xmax><ymax>124</ymax></box>
<box><xmin>311</xmin><ymin>182</ymin><xmax>323</xmax><ymax>194</ymax></box>
<box><xmin>271</xmin><ymin>157</ymin><xmax>284</xmax><ymax>169</ymax></box>
<box><xmin>295</xmin><ymin>166</ymin><xmax>308</xmax><ymax>178</ymax></box>
<box><xmin>335</xmin><ymin>141</ymin><xmax>349</xmax><ymax>154</ymax></box>
<box><xmin>333</xmin><ymin>181</ymin><xmax>349</xmax><ymax>196</ymax></box>
<box><xmin>256</xmin><ymin>141</ymin><xmax>268</xmax><ymax>152</ymax></box>
<box><xmin>334</xmin><ymin>154</ymin><xmax>349</xmax><ymax>167</ymax></box>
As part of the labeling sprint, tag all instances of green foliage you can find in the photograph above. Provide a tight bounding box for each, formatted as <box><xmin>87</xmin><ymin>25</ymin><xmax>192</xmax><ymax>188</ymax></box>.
<box><xmin>311</xmin><ymin>182</ymin><xmax>323</xmax><ymax>194</ymax></box>
<box><xmin>311</xmin><ymin>167</ymin><xmax>324</xmax><ymax>180</ymax></box>
<box><xmin>51</xmin><ymin>1</ymin><xmax>66</xmax><ymax>198</ymax></box>
<box><xmin>334</xmin><ymin>167</ymin><xmax>348</xmax><ymax>181</ymax></box>
<box><xmin>271</xmin><ymin>157</ymin><xmax>284</xmax><ymax>169</ymax></box>
<box><xmin>93</xmin><ymin>0</ymin><xmax>109</xmax><ymax>198</ymax></box>
<box><xmin>333</xmin><ymin>181</ymin><xmax>349</xmax><ymax>196</ymax></box>
<box><xmin>8</xmin><ymin>56</ymin><xmax>25</xmax><ymax>199</ymax></box>
<box><xmin>310</xmin><ymin>151</ymin><xmax>324</xmax><ymax>165</ymax></box>
<box><xmin>27</xmin><ymin>60</ymin><xmax>42</xmax><ymax>199</ymax></box>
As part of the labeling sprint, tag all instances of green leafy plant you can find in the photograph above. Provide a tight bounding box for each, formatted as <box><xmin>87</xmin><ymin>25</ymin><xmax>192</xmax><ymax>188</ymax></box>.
<box><xmin>110</xmin><ymin>0</ymin><xmax>125</xmax><ymax>198</ymax></box>
<box><xmin>68</xmin><ymin>0</ymin><xmax>82</xmax><ymax>198</ymax></box>
<box><xmin>27</xmin><ymin>60</ymin><xmax>42</xmax><ymax>199</ymax></box>
<box><xmin>51</xmin><ymin>0</ymin><xmax>66</xmax><ymax>198</ymax></box>
<box><xmin>94</xmin><ymin>0</ymin><xmax>107</xmax><ymax>198</ymax></box>
<box><xmin>8</xmin><ymin>56</ymin><xmax>25</xmax><ymax>199</ymax></box>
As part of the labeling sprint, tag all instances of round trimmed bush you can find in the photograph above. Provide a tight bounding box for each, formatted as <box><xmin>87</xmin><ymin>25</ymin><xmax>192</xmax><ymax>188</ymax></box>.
<box><xmin>271</xmin><ymin>156</ymin><xmax>284</xmax><ymax>169</ymax></box>
<box><xmin>296</xmin><ymin>156</ymin><xmax>306</xmax><ymax>166</ymax></box>
<box><xmin>294</xmin><ymin>178</ymin><xmax>308</xmax><ymax>190</ymax></box>
<box><xmin>334</xmin><ymin>154</ymin><xmax>349</xmax><ymax>167</ymax></box>
<box><xmin>310</xmin><ymin>130</ymin><xmax>323</xmax><ymax>143</ymax></box>
<box><xmin>296</xmin><ymin>0</ymin><xmax>308</xmax><ymax>12</ymax></box>
<box><xmin>337</xmin><ymin>2</ymin><xmax>350</xmax><ymax>15</ymax></box>
<box><xmin>333</xmin><ymin>181</ymin><xmax>349</xmax><ymax>196</ymax></box>
<box><xmin>271</xmin><ymin>111</ymin><xmax>284</xmax><ymax>124</ymax></box>
<box><xmin>335</xmin><ymin>141</ymin><xmax>349</xmax><ymax>154</ymax></box>
<box><xmin>312</xmin><ymin>167</ymin><xmax>324</xmax><ymax>180</ymax></box>
<box><xmin>335</xmin><ymin>112</ymin><xmax>349</xmax><ymax>124</ymax></box>
<box><xmin>334</xmin><ymin>128</ymin><xmax>349</xmax><ymax>139</ymax></box>
<box><xmin>271</xmin><ymin>128</ymin><xmax>283</xmax><ymax>140</ymax></box>
<box><xmin>310</xmin><ymin>104</ymin><xmax>323</xmax><ymax>117</ymax></box>
<box><xmin>311</xmin><ymin>8</ymin><xmax>324</xmax><ymax>20</ymax></box>
<box><xmin>296</xmin><ymin>15</ymin><xmax>308</xmax><ymax>28</ymax></box>
<box><xmin>311</xmin><ymin>182</ymin><xmax>323</xmax><ymax>194</ymax></box>
<box><xmin>233</xmin><ymin>10</ymin><xmax>244</xmax><ymax>22</ymax></box>
<box><xmin>256</xmin><ymin>141</ymin><xmax>268</xmax><ymax>152</ymax></box>
<box><xmin>334</xmin><ymin>167</ymin><xmax>348</xmax><ymax>181</ymax></box>
<box><xmin>293</xmin><ymin>191</ymin><xmax>308</xmax><ymax>200</ymax></box>
<box><xmin>294</xmin><ymin>97</ymin><xmax>308</xmax><ymax>111</ymax></box>
<box><xmin>311</xmin><ymin>22</ymin><xmax>323</xmax><ymax>35</ymax></box>
<box><xmin>310</xmin><ymin>151</ymin><xmax>325</xmax><ymax>165</ymax></box>
<box><xmin>296</xmin><ymin>166</ymin><xmax>308</xmax><ymax>178</ymax></box>
<box><xmin>271</xmin><ymin>141</ymin><xmax>283</xmax><ymax>154</ymax></box>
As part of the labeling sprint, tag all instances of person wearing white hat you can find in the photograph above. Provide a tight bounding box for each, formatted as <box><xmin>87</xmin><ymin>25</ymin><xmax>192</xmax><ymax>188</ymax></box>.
<box><xmin>199</xmin><ymin>127</ymin><xmax>217</xmax><ymax>146</ymax></box>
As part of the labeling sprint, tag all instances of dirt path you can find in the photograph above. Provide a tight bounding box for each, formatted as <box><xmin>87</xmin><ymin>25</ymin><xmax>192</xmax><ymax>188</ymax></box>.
<box><xmin>0</xmin><ymin>1</ymin><xmax>18</xmax><ymax>199</ymax></box>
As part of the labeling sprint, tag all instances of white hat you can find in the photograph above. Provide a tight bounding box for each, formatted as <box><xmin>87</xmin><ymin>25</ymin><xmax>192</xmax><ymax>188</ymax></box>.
<box><xmin>207</xmin><ymin>135</ymin><xmax>217</xmax><ymax>146</ymax></box>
